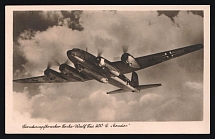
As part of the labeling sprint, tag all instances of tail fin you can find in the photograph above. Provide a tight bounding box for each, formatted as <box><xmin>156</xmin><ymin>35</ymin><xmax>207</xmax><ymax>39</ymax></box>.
<box><xmin>131</xmin><ymin>72</ymin><xmax>139</xmax><ymax>87</ymax></box>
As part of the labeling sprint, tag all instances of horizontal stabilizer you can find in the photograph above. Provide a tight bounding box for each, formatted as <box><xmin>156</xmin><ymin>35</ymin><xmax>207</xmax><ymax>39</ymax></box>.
<box><xmin>107</xmin><ymin>83</ymin><xmax>162</xmax><ymax>94</ymax></box>
<box><xmin>136</xmin><ymin>83</ymin><xmax>162</xmax><ymax>90</ymax></box>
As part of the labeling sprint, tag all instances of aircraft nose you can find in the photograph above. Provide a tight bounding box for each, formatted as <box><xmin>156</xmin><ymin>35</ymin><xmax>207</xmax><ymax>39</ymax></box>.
<box><xmin>67</xmin><ymin>50</ymin><xmax>73</xmax><ymax>57</ymax></box>
<box><xmin>67</xmin><ymin>48</ymin><xmax>80</xmax><ymax>57</ymax></box>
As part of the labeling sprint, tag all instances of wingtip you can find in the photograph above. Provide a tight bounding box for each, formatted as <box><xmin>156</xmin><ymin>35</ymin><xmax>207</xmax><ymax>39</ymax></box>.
<box><xmin>13</xmin><ymin>79</ymin><xmax>21</xmax><ymax>83</ymax></box>
<box><xmin>155</xmin><ymin>83</ymin><xmax>162</xmax><ymax>87</ymax></box>
<box><xmin>155</xmin><ymin>83</ymin><xmax>162</xmax><ymax>86</ymax></box>
<box><xmin>156</xmin><ymin>83</ymin><xmax>162</xmax><ymax>87</ymax></box>
<box><xmin>195</xmin><ymin>43</ymin><xmax>204</xmax><ymax>49</ymax></box>
<box><xmin>13</xmin><ymin>78</ymin><xmax>27</xmax><ymax>83</ymax></box>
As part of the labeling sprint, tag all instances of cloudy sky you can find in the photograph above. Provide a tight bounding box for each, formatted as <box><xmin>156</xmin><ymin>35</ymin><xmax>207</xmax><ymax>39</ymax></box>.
<box><xmin>13</xmin><ymin>10</ymin><xmax>203</xmax><ymax>122</ymax></box>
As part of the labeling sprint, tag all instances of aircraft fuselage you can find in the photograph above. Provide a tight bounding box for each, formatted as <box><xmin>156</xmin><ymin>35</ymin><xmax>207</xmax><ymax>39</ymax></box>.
<box><xmin>67</xmin><ymin>48</ymin><xmax>139</xmax><ymax>92</ymax></box>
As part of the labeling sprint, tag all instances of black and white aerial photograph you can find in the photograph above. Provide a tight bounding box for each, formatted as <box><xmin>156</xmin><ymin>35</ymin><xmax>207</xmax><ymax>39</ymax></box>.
<box><xmin>6</xmin><ymin>5</ymin><xmax>210</xmax><ymax>134</ymax></box>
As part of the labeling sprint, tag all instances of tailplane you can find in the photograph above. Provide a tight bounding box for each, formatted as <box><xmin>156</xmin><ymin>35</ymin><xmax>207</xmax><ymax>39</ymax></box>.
<box><xmin>107</xmin><ymin>83</ymin><xmax>161</xmax><ymax>94</ymax></box>
<box><xmin>136</xmin><ymin>83</ymin><xmax>162</xmax><ymax>91</ymax></box>
<box><xmin>107</xmin><ymin>72</ymin><xmax>162</xmax><ymax>94</ymax></box>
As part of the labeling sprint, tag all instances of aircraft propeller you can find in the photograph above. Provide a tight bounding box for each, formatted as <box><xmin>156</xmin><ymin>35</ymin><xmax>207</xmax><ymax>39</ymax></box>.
<box><xmin>46</xmin><ymin>59</ymin><xmax>70</xmax><ymax>69</ymax></box>
<box><xmin>53</xmin><ymin>60</ymin><xmax>60</xmax><ymax>66</ymax></box>
<box><xmin>97</xmin><ymin>48</ymin><xmax>104</xmax><ymax>57</ymax></box>
<box><xmin>47</xmin><ymin>61</ymin><xmax>53</xmax><ymax>69</ymax></box>
<box><xmin>54</xmin><ymin>59</ymin><xmax>71</xmax><ymax>66</ymax></box>
<box><xmin>122</xmin><ymin>45</ymin><xmax>129</xmax><ymax>53</ymax></box>
<box><xmin>113</xmin><ymin>45</ymin><xmax>130</xmax><ymax>60</ymax></box>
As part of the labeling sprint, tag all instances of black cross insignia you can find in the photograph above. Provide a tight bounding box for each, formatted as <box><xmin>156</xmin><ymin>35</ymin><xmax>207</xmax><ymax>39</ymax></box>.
<box><xmin>162</xmin><ymin>51</ymin><xmax>176</xmax><ymax>58</ymax></box>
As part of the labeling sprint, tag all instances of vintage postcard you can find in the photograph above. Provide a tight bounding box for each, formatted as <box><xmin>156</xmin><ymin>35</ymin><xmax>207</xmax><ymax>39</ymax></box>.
<box><xmin>5</xmin><ymin>5</ymin><xmax>210</xmax><ymax>134</ymax></box>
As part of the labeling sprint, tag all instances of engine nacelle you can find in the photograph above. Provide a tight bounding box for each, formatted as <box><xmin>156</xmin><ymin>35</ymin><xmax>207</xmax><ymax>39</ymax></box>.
<box><xmin>44</xmin><ymin>69</ymin><xmax>66</xmax><ymax>81</ymax></box>
<box><xmin>121</xmin><ymin>53</ymin><xmax>140</xmax><ymax>68</ymax></box>
<box><xmin>59</xmin><ymin>64</ymin><xmax>85</xmax><ymax>81</ymax></box>
<box><xmin>96</xmin><ymin>56</ymin><xmax>120</xmax><ymax>76</ymax></box>
<box><xmin>75</xmin><ymin>64</ymin><xmax>108</xmax><ymax>83</ymax></box>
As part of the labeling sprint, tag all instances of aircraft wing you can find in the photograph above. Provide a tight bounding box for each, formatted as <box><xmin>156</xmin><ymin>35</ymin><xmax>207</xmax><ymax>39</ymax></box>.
<box><xmin>112</xmin><ymin>44</ymin><xmax>203</xmax><ymax>75</ymax></box>
<box><xmin>13</xmin><ymin>75</ymin><xmax>87</xmax><ymax>83</ymax></box>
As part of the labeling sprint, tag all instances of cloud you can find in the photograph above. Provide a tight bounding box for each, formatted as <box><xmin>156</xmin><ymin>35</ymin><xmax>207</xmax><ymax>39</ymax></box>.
<box><xmin>13</xmin><ymin>10</ymin><xmax>203</xmax><ymax>122</ymax></box>
<box><xmin>16</xmin><ymin>25</ymin><xmax>90</xmax><ymax>76</ymax></box>
<box><xmin>185</xmin><ymin>81</ymin><xmax>203</xmax><ymax>91</ymax></box>
<box><xmin>13</xmin><ymin>88</ymin><xmax>32</xmax><ymax>113</ymax></box>
<box><xmin>13</xmin><ymin>89</ymin><xmax>49</xmax><ymax>123</ymax></box>
<box><xmin>13</xmin><ymin>85</ymin><xmax>120</xmax><ymax>122</ymax></box>
<box><xmin>98</xmin><ymin>107</ymin><xmax>115</xmax><ymax>121</ymax></box>
<box><xmin>39</xmin><ymin>11</ymin><xmax>64</xmax><ymax>21</ymax></box>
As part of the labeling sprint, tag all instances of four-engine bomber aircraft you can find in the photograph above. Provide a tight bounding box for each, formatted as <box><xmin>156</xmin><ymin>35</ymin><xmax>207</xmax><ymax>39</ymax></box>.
<box><xmin>13</xmin><ymin>44</ymin><xmax>203</xmax><ymax>94</ymax></box>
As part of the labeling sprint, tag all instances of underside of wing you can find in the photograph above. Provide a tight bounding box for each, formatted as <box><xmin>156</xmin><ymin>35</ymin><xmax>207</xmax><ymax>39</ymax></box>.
<box><xmin>112</xmin><ymin>44</ymin><xmax>203</xmax><ymax>74</ymax></box>
<box><xmin>13</xmin><ymin>75</ymin><xmax>80</xmax><ymax>83</ymax></box>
